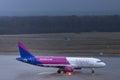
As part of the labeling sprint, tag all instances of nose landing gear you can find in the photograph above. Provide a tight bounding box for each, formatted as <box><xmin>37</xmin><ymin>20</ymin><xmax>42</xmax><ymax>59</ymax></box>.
<box><xmin>91</xmin><ymin>68</ymin><xmax>95</xmax><ymax>74</ymax></box>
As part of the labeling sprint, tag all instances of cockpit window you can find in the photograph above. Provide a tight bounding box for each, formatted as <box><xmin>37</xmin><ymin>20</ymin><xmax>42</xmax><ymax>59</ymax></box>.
<box><xmin>97</xmin><ymin>60</ymin><xmax>102</xmax><ymax>63</ymax></box>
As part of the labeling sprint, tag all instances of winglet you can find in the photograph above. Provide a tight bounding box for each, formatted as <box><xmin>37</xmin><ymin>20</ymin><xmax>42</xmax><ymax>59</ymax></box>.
<box><xmin>18</xmin><ymin>42</ymin><xmax>34</xmax><ymax>58</ymax></box>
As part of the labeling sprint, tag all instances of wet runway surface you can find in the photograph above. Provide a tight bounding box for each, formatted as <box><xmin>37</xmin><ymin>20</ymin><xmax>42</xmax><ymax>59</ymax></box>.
<box><xmin>0</xmin><ymin>55</ymin><xmax>120</xmax><ymax>80</ymax></box>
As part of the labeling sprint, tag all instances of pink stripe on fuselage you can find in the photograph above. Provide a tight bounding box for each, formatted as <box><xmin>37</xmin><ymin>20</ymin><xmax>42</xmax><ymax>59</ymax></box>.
<box><xmin>35</xmin><ymin>56</ymin><xmax>69</xmax><ymax>64</ymax></box>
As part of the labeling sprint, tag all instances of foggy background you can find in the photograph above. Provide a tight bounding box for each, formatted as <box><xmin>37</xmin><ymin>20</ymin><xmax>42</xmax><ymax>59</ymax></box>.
<box><xmin>0</xmin><ymin>0</ymin><xmax>120</xmax><ymax>16</ymax></box>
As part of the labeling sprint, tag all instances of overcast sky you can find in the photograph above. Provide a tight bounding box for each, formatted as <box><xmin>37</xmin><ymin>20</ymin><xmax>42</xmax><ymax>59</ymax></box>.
<box><xmin>0</xmin><ymin>0</ymin><xmax>120</xmax><ymax>16</ymax></box>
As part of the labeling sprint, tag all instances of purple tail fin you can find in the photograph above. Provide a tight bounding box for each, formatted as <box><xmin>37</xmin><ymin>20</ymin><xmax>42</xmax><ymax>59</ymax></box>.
<box><xmin>18</xmin><ymin>42</ymin><xmax>34</xmax><ymax>58</ymax></box>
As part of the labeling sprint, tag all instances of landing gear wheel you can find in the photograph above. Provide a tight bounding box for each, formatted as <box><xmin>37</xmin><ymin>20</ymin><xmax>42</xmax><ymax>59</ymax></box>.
<box><xmin>57</xmin><ymin>70</ymin><xmax>61</xmax><ymax>74</ymax></box>
<box><xmin>91</xmin><ymin>68</ymin><xmax>95</xmax><ymax>74</ymax></box>
<box><xmin>92</xmin><ymin>70</ymin><xmax>94</xmax><ymax>74</ymax></box>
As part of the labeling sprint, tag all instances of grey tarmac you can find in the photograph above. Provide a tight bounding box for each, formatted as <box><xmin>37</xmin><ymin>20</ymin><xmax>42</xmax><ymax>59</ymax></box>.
<box><xmin>0</xmin><ymin>55</ymin><xmax>120</xmax><ymax>80</ymax></box>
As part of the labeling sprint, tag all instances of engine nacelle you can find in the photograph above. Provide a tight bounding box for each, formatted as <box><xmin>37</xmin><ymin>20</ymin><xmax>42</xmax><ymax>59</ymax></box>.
<box><xmin>63</xmin><ymin>66</ymin><xmax>74</xmax><ymax>72</ymax></box>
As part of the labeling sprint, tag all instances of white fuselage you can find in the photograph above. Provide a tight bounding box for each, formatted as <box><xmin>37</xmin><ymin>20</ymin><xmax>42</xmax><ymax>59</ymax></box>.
<box><xmin>66</xmin><ymin>57</ymin><xmax>106</xmax><ymax>68</ymax></box>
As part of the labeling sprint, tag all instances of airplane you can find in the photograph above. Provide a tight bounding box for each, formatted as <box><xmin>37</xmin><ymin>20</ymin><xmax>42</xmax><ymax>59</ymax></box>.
<box><xmin>16</xmin><ymin>42</ymin><xmax>106</xmax><ymax>75</ymax></box>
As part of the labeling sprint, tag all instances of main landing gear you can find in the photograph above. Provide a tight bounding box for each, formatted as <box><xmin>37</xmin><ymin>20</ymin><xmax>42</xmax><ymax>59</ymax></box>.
<box><xmin>57</xmin><ymin>69</ymin><xmax>67</xmax><ymax>74</ymax></box>
<box><xmin>57</xmin><ymin>69</ymin><xmax>62</xmax><ymax>74</ymax></box>
<box><xmin>57</xmin><ymin>69</ymin><xmax>73</xmax><ymax>75</ymax></box>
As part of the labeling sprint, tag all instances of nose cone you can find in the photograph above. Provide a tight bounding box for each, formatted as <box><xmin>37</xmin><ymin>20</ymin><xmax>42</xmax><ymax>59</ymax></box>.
<box><xmin>101</xmin><ymin>62</ymin><xmax>106</xmax><ymax>67</ymax></box>
<box><xmin>95</xmin><ymin>62</ymin><xmax>106</xmax><ymax>68</ymax></box>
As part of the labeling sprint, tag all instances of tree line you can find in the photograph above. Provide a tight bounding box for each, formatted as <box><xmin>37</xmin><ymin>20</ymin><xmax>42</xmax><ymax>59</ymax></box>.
<box><xmin>0</xmin><ymin>15</ymin><xmax>120</xmax><ymax>34</ymax></box>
